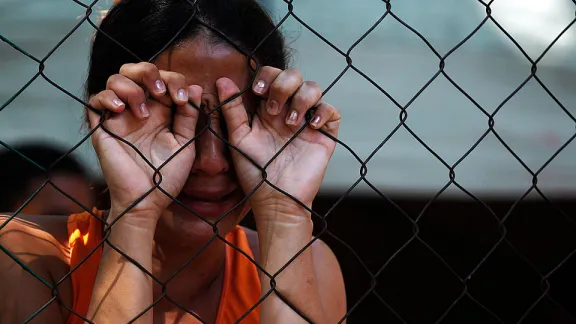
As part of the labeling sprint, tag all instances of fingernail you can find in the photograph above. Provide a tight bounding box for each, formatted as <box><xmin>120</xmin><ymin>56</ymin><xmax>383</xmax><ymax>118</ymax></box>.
<box><xmin>140</xmin><ymin>103</ymin><xmax>150</xmax><ymax>118</ymax></box>
<box><xmin>155</xmin><ymin>80</ymin><xmax>166</xmax><ymax>94</ymax></box>
<box><xmin>310</xmin><ymin>115</ymin><xmax>321</xmax><ymax>127</ymax></box>
<box><xmin>267</xmin><ymin>100</ymin><xmax>278</xmax><ymax>115</ymax></box>
<box><xmin>254</xmin><ymin>80</ymin><xmax>265</xmax><ymax>94</ymax></box>
<box><xmin>286</xmin><ymin>110</ymin><xmax>298</xmax><ymax>125</ymax></box>
<box><xmin>177</xmin><ymin>88</ymin><xmax>187</xmax><ymax>102</ymax></box>
<box><xmin>112</xmin><ymin>98</ymin><xmax>124</xmax><ymax>108</ymax></box>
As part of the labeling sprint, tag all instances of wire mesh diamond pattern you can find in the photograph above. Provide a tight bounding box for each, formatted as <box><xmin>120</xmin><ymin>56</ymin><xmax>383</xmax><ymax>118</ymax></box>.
<box><xmin>1</xmin><ymin>0</ymin><xmax>576</xmax><ymax>323</ymax></box>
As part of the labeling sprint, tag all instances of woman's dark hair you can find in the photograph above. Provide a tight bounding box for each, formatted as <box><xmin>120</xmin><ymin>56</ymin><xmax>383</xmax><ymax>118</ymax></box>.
<box><xmin>86</xmin><ymin>0</ymin><xmax>289</xmax><ymax>97</ymax></box>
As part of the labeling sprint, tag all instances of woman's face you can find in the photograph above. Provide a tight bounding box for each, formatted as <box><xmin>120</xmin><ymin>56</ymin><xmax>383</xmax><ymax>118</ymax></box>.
<box><xmin>153</xmin><ymin>35</ymin><xmax>254</xmax><ymax>244</ymax></box>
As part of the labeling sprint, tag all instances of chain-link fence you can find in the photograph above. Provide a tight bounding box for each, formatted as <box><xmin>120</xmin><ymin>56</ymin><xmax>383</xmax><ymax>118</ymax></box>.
<box><xmin>1</xmin><ymin>0</ymin><xmax>576</xmax><ymax>323</ymax></box>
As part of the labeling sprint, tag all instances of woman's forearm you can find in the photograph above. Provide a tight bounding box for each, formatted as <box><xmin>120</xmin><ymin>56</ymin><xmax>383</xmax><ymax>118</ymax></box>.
<box><xmin>86</xmin><ymin>212</ymin><xmax>157</xmax><ymax>324</ymax></box>
<box><xmin>254</xmin><ymin>206</ymin><xmax>326</xmax><ymax>324</ymax></box>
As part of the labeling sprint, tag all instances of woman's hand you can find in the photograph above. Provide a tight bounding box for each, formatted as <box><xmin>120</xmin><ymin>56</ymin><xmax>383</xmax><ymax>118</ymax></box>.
<box><xmin>217</xmin><ymin>67</ymin><xmax>341</xmax><ymax>219</ymax></box>
<box><xmin>217</xmin><ymin>68</ymin><xmax>343</xmax><ymax>323</ymax></box>
<box><xmin>87</xmin><ymin>62</ymin><xmax>202</xmax><ymax>222</ymax></box>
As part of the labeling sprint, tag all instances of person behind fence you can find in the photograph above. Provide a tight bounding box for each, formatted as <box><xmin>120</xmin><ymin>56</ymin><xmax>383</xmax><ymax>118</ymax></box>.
<box><xmin>0</xmin><ymin>142</ymin><xmax>95</xmax><ymax>216</ymax></box>
<box><xmin>0</xmin><ymin>0</ymin><xmax>346</xmax><ymax>323</ymax></box>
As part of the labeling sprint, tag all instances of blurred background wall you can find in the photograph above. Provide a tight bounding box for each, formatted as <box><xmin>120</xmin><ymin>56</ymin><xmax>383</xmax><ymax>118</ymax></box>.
<box><xmin>1</xmin><ymin>0</ymin><xmax>576</xmax><ymax>322</ymax></box>
<box><xmin>1</xmin><ymin>0</ymin><xmax>575</xmax><ymax>198</ymax></box>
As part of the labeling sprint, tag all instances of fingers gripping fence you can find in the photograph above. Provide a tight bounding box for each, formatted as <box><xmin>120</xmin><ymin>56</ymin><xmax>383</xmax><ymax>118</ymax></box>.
<box><xmin>1</xmin><ymin>0</ymin><xmax>576</xmax><ymax>323</ymax></box>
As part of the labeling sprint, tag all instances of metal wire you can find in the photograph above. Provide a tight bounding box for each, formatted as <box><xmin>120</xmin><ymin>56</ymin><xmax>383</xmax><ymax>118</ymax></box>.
<box><xmin>1</xmin><ymin>0</ymin><xmax>576</xmax><ymax>323</ymax></box>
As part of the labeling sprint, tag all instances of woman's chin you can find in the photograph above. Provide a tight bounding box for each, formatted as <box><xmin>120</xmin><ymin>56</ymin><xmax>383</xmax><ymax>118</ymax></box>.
<box><xmin>159</xmin><ymin>192</ymin><xmax>249</xmax><ymax>244</ymax></box>
<box><xmin>172</xmin><ymin>189</ymin><xmax>246</xmax><ymax>220</ymax></box>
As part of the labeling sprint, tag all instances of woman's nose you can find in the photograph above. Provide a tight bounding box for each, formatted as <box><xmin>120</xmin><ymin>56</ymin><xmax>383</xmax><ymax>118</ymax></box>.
<box><xmin>190</xmin><ymin>113</ymin><xmax>230</xmax><ymax>176</ymax></box>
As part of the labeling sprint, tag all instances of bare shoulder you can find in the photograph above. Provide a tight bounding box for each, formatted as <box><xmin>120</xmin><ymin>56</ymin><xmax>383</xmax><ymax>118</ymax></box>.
<box><xmin>0</xmin><ymin>214</ymin><xmax>71</xmax><ymax>264</ymax></box>
<box><xmin>0</xmin><ymin>213</ymin><xmax>71</xmax><ymax>245</ymax></box>
<box><xmin>0</xmin><ymin>214</ymin><xmax>72</xmax><ymax>323</ymax></box>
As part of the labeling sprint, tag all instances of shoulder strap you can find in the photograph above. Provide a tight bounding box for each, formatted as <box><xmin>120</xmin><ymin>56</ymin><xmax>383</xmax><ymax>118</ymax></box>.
<box><xmin>216</xmin><ymin>226</ymin><xmax>261</xmax><ymax>324</ymax></box>
<box><xmin>66</xmin><ymin>209</ymin><xmax>104</xmax><ymax>324</ymax></box>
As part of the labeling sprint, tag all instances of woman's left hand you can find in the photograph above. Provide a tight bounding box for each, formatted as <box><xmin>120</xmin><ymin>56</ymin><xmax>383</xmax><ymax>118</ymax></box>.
<box><xmin>217</xmin><ymin>67</ymin><xmax>341</xmax><ymax>220</ymax></box>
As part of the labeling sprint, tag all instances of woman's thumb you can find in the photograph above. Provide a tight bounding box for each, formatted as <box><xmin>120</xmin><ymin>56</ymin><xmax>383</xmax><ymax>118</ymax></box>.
<box><xmin>173</xmin><ymin>85</ymin><xmax>202</xmax><ymax>144</ymax></box>
<box><xmin>216</xmin><ymin>77</ymin><xmax>251</xmax><ymax>142</ymax></box>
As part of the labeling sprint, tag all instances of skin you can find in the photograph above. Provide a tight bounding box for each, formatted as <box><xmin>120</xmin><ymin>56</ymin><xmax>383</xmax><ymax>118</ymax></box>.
<box><xmin>0</xmin><ymin>34</ymin><xmax>346</xmax><ymax>324</ymax></box>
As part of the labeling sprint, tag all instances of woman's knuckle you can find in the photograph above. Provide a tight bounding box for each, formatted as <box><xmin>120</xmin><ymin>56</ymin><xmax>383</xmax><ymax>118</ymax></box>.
<box><xmin>118</xmin><ymin>63</ymin><xmax>136</xmax><ymax>74</ymax></box>
<box><xmin>293</xmin><ymin>91</ymin><xmax>308</xmax><ymax>107</ymax></box>
<box><xmin>281</xmin><ymin>86</ymin><xmax>295</xmax><ymax>99</ymax></box>
<box><xmin>87</xmin><ymin>95</ymin><xmax>99</xmax><ymax>107</ymax></box>
<box><xmin>127</xmin><ymin>86</ymin><xmax>145</xmax><ymax>99</ymax></box>
<box><xmin>106</xmin><ymin>74</ymin><xmax>122</xmax><ymax>89</ymax></box>
<box><xmin>286</xmin><ymin>67</ymin><xmax>302</xmax><ymax>79</ymax></box>
<box><xmin>330</xmin><ymin>106</ymin><xmax>342</xmax><ymax>120</ymax></box>
<box><xmin>303</xmin><ymin>82</ymin><xmax>323</xmax><ymax>100</ymax></box>
<box><xmin>269</xmin><ymin>81</ymin><xmax>285</xmax><ymax>96</ymax></box>
<box><xmin>227</xmin><ymin>94</ymin><xmax>244</xmax><ymax>108</ymax></box>
<box><xmin>162</xmin><ymin>71</ymin><xmax>185</xmax><ymax>85</ymax></box>
<box><xmin>174</xmin><ymin>73</ymin><xmax>186</xmax><ymax>84</ymax></box>
<box><xmin>259</xmin><ymin>66</ymin><xmax>279</xmax><ymax>77</ymax></box>
<box><xmin>89</xmin><ymin>93</ymin><xmax>108</xmax><ymax>109</ymax></box>
<box><xmin>102</xmin><ymin>89</ymin><xmax>115</xmax><ymax>97</ymax></box>
<box><xmin>323</xmin><ymin>102</ymin><xmax>335</xmax><ymax>110</ymax></box>
<box><xmin>188</xmin><ymin>84</ymin><xmax>202</xmax><ymax>92</ymax></box>
<box><xmin>140</xmin><ymin>62</ymin><xmax>158</xmax><ymax>76</ymax></box>
<box><xmin>304</xmin><ymin>80</ymin><xmax>321</xmax><ymax>92</ymax></box>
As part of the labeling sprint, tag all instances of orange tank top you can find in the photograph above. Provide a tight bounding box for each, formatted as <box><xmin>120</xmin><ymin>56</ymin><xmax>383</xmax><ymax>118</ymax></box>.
<box><xmin>66</xmin><ymin>210</ymin><xmax>261</xmax><ymax>323</ymax></box>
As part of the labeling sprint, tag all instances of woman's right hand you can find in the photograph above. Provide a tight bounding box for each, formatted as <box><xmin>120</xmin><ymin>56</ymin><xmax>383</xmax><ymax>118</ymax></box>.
<box><xmin>87</xmin><ymin>62</ymin><xmax>202</xmax><ymax>224</ymax></box>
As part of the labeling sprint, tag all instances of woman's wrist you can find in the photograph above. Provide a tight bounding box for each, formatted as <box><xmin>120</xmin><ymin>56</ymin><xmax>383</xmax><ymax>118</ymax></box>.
<box><xmin>251</xmin><ymin>196</ymin><xmax>313</xmax><ymax>224</ymax></box>
<box><xmin>89</xmin><ymin>214</ymin><xmax>156</xmax><ymax>323</ymax></box>
<box><xmin>252</xmin><ymin>200</ymin><xmax>327</xmax><ymax>324</ymax></box>
<box><xmin>253</xmin><ymin>204</ymin><xmax>314</xmax><ymax>270</ymax></box>
<box><xmin>102</xmin><ymin>210</ymin><xmax>157</xmax><ymax>274</ymax></box>
<box><xmin>108</xmin><ymin>205</ymin><xmax>161</xmax><ymax>231</ymax></box>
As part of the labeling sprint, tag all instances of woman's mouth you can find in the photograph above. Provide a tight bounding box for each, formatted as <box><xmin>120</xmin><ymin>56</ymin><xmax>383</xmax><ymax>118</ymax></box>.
<box><xmin>175</xmin><ymin>188</ymin><xmax>244</xmax><ymax>219</ymax></box>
